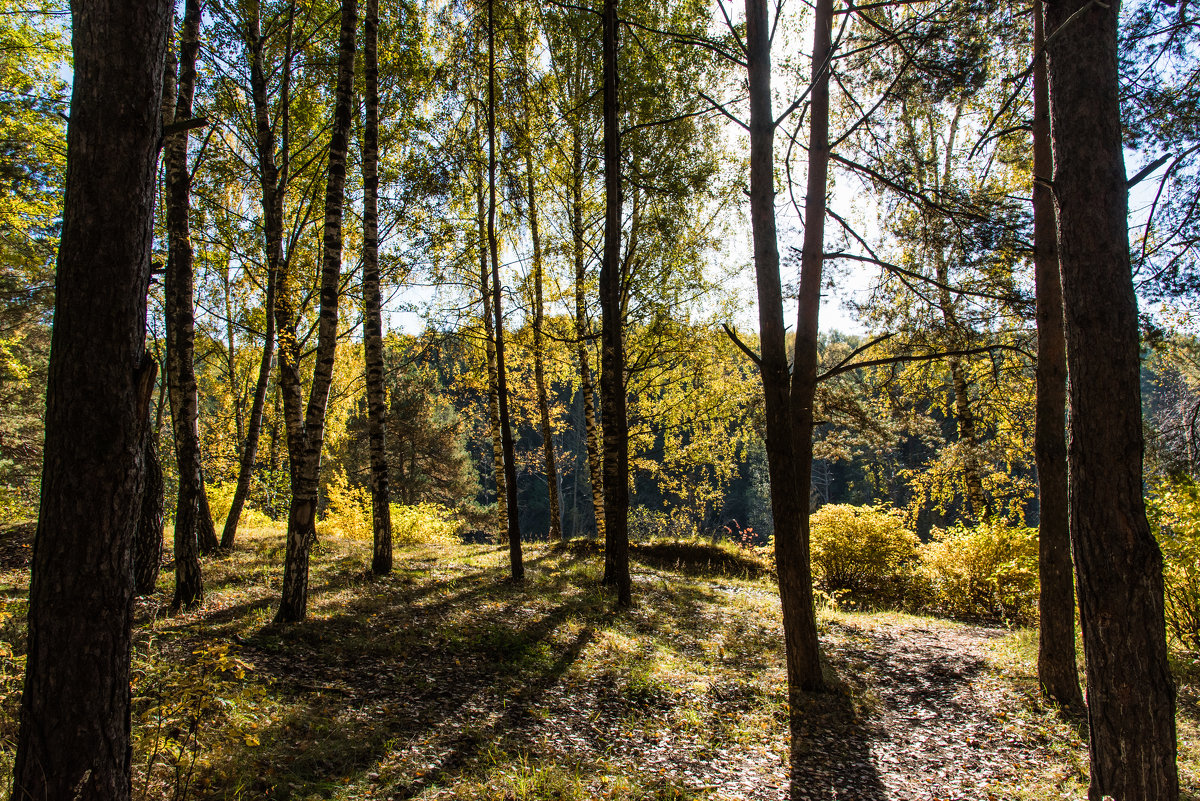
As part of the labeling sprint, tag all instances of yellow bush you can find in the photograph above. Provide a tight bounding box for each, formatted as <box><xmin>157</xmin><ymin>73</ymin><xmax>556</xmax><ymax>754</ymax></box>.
<box><xmin>919</xmin><ymin>520</ymin><xmax>1038</xmax><ymax>625</ymax></box>
<box><xmin>319</xmin><ymin>470</ymin><xmax>371</xmax><ymax>540</ymax></box>
<box><xmin>205</xmin><ymin>480</ymin><xmax>274</xmax><ymax>529</ymax></box>
<box><xmin>1147</xmin><ymin>478</ymin><xmax>1200</xmax><ymax>650</ymax></box>
<box><xmin>809</xmin><ymin>504</ymin><xmax>920</xmax><ymax>607</ymax></box>
<box><xmin>391</xmin><ymin>502</ymin><xmax>460</xmax><ymax>546</ymax></box>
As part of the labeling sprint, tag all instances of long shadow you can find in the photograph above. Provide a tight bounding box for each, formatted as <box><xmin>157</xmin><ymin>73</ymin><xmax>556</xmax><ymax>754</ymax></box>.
<box><xmin>788</xmin><ymin>688</ymin><xmax>889</xmax><ymax>801</ymax></box>
<box><xmin>208</xmin><ymin>560</ymin><xmax>603</xmax><ymax>799</ymax></box>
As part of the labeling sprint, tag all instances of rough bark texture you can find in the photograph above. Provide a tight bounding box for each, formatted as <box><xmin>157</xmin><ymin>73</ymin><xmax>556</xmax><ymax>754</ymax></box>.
<box><xmin>488</xmin><ymin>0</ymin><xmax>524</xmax><ymax>578</ymax></box>
<box><xmin>599</xmin><ymin>0</ymin><xmax>630</xmax><ymax>606</ymax></box>
<box><xmin>161</xmin><ymin>34</ymin><xmax>204</xmax><ymax>609</ymax></box>
<box><xmin>134</xmin><ymin>429</ymin><xmax>165</xmax><ymax>596</ymax></box>
<box><xmin>1032</xmin><ymin>0</ymin><xmax>1083</xmax><ymax>712</ymax></box>
<box><xmin>363</xmin><ymin>0</ymin><xmax>392</xmax><ymax>574</ymax></box>
<box><xmin>10</xmin><ymin>0</ymin><xmax>170</xmax><ymax>792</ymax></box>
<box><xmin>1044</xmin><ymin>0</ymin><xmax>1179</xmax><ymax>797</ymax></box>
<box><xmin>275</xmin><ymin>0</ymin><xmax>355</xmax><ymax>623</ymax></box>
<box><xmin>222</xmin><ymin>0</ymin><xmax>288</xmax><ymax>549</ymax></box>
<box><xmin>572</xmin><ymin>130</ymin><xmax>605</xmax><ymax>542</ymax></box>
<box><xmin>744</xmin><ymin>0</ymin><xmax>824</xmax><ymax>704</ymax></box>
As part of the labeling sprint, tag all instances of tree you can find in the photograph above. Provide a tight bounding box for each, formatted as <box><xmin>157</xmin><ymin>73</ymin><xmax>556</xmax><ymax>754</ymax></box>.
<box><xmin>1044</xmin><ymin>0</ymin><xmax>1179</xmax><ymax>796</ymax></box>
<box><xmin>10</xmin><ymin>0</ymin><xmax>171</xmax><ymax>794</ymax></box>
<box><xmin>363</xmin><ymin>0</ymin><xmax>392</xmax><ymax>574</ymax></box>
<box><xmin>1031</xmin><ymin>0</ymin><xmax>1081</xmax><ymax>711</ymax></box>
<box><xmin>162</xmin><ymin>28</ymin><xmax>204</xmax><ymax>609</ymax></box>
<box><xmin>487</xmin><ymin>0</ymin><xmax>523</xmax><ymax>578</ymax></box>
<box><xmin>742</xmin><ymin>0</ymin><xmax>828</xmax><ymax>698</ymax></box>
<box><xmin>219</xmin><ymin>0</ymin><xmax>293</xmax><ymax>549</ymax></box>
<box><xmin>599</xmin><ymin>0</ymin><xmax>630</xmax><ymax>606</ymax></box>
<box><xmin>274</xmin><ymin>0</ymin><xmax>357</xmax><ymax>623</ymax></box>
<box><xmin>164</xmin><ymin>0</ymin><xmax>221</xmax><ymax>581</ymax></box>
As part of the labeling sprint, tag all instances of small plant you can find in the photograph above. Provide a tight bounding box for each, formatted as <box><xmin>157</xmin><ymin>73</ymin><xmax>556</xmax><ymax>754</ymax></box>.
<box><xmin>809</xmin><ymin>504</ymin><xmax>921</xmax><ymax>608</ymax></box>
<box><xmin>132</xmin><ymin>643</ymin><xmax>268</xmax><ymax>801</ymax></box>
<box><xmin>919</xmin><ymin>519</ymin><xmax>1038</xmax><ymax>626</ymax></box>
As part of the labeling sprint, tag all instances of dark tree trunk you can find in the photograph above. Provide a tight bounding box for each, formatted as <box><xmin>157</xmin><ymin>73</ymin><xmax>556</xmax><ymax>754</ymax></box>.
<box><xmin>488</xmin><ymin>0</ymin><xmax>524</xmax><ymax>578</ymax></box>
<box><xmin>135</xmin><ymin>428</ymin><xmax>165</xmax><ymax>596</ymax></box>
<box><xmin>164</xmin><ymin>0</ymin><xmax>219</xmax><ymax>572</ymax></box>
<box><xmin>599</xmin><ymin>0</ymin><xmax>630</xmax><ymax>606</ymax></box>
<box><xmin>526</xmin><ymin>147</ymin><xmax>562</xmax><ymax>543</ymax></box>
<box><xmin>275</xmin><ymin>0</ymin><xmax>355</xmax><ymax>624</ymax></box>
<box><xmin>1044</xmin><ymin>0</ymin><xmax>1179</xmax><ymax>798</ymax></box>
<box><xmin>161</xmin><ymin>34</ymin><xmax>204</xmax><ymax>610</ymax></box>
<box><xmin>1032</xmin><ymin>0</ymin><xmax>1083</xmax><ymax>712</ymax></box>
<box><xmin>744</xmin><ymin>0</ymin><xmax>824</xmax><ymax>705</ymax></box>
<box><xmin>363</xmin><ymin>0</ymin><xmax>391</xmax><ymax>574</ymax></box>
<box><xmin>572</xmin><ymin>130</ymin><xmax>605</xmax><ymax>542</ymax></box>
<box><xmin>223</xmin><ymin>0</ymin><xmax>289</xmax><ymax>549</ymax></box>
<box><xmin>476</xmin><ymin>163</ymin><xmax>508</xmax><ymax>537</ymax></box>
<box><xmin>10</xmin><ymin>0</ymin><xmax>170</xmax><ymax>792</ymax></box>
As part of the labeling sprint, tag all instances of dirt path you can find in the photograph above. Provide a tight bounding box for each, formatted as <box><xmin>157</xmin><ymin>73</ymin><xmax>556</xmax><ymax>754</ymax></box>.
<box><xmin>782</xmin><ymin>617</ymin><xmax>1065</xmax><ymax>801</ymax></box>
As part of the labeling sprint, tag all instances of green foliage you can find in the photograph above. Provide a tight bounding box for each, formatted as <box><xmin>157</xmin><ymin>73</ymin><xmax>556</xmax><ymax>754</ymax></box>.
<box><xmin>131</xmin><ymin>642</ymin><xmax>269</xmax><ymax>801</ymax></box>
<box><xmin>919</xmin><ymin>520</ymin><xmax>1038</xmax><ymax>625</ymax></box>
<box><xmin>809</xmin><ymin>504</ymin><xmax>921</xmax><ymax>608</ymax></box>
<box><xmin>1146</xmin><ymin>477</ymin><xmax>1200</xmax><ymax>650</ymax></box>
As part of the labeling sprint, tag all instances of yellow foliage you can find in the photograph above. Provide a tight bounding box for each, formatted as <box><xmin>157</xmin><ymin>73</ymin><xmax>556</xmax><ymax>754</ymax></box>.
<box><xmin>809</xmin><ymin>504</ymin><xmax>920</xmax><ymax>607</ymax></box>
<box><xmin>391</xmin><ymin>502</ymin><xmax>460</xmax><ymax>546</ymax></box>
<box><xmin>319</xmin><ymin>470</ymin><xmax>371</xmax><ymax>541</ymax></box>
<box><xmin>1146</xmin><ymin>477</ymin><xmax>1200</xmax><ymax>650</ymax></box>
<box><xmin>919</xmin><ymin>520</ymin><xmax>1038</xmax><ymax>626</ymax></box>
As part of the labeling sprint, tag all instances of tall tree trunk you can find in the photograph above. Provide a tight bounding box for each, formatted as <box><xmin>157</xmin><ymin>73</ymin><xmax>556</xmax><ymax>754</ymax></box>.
<box><xmin>744</xmin><ymin>0</ymin><xmax>824</xmax><ymax>708</ymax></box>
<box><xmin>476</xmin><ymin>165</ymin><xmax>508</xmax><ymax>537</ymax></box>
<box><xmin>488</xmin><ymin>0</ymin><xmax>524</xmax><ymax>578</ymax></box>
<box><xmin>135</xmin><ymin>426</ymin><xmax>165</xmax><ymax>596</ymax></box>
<box><xmin>10</xmin><ymin>0</ymin><xmax>170</xmax><ymax>792</ymax></box>
<box><xmin>1032</xmin><ymin>0</ymin><xmax>1082</xmax><ymax>712</ymax></box>
<box><xmin>572</xmin><ymin>128</ymin><xmax>605</xmax><ymax>541</ymax></box>
<box><xmin>165</xmin><ymin>0</ymin><xmax>219</xmax><ymax>560</ymax></box>
<box><xmin>223</xmin><ymin>0</ymin><xmax>289</xmax><ymax>549</ymax></box>
<box><xmin>526</xmin><ymin>147</ymin><xmax>562</xmax><ymax>542</ymax></box>
<box><xmin>599</xmin><ymin>0</ymin><xmax>630</xmax><ymax>606</ymax></box>
<box><xmin>1044</xmin><ymin>0</ymin><xmax>1179</xmax><ymax>798</ymax></box>
<box><xmin>787</xmin><ymin>0</ymin><xmax>832</xmax><ymax>696</ymax></box>
<box><xmin>274</xmin><ymin>0</ymin><xmax>356</xmax><ymax>624</ymax></box>
<box><xmin>363</xmin><ymin>0</ymin><xmax>392</xmax><ymax>574</ymax></box>
<box><xmin>161</xmin><ymin>34</ymin><xmax>204</xmax><ymax>609</ymax></box>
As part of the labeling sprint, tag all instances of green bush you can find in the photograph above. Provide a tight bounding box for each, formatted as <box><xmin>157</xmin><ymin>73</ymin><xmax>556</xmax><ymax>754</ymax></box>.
<box><xmin>1147</xmin><ymin>478</ymin><xmax>1200</xmax><ymax>650</ymax></box>
<box><xmin>809</xmin><ymin>504</ymin><xmax>920</xmax><ymax>608</ymax></box>
<box><xmin>919</xmin><ymin>520</ymin><xmax>1038</xmax><ymax>625</ymax></box>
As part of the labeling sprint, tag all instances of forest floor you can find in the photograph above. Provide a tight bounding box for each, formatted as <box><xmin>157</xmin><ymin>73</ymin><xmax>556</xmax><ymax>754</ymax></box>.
<box><xmin>0</xmin><ymin>522</ymin><xmax>1198</xmax><ymax>800</ymax></box>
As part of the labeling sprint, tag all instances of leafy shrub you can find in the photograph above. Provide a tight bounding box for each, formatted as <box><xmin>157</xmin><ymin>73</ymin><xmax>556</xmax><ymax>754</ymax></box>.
<box><xmin>919</xmin><ymin>520</ymin><xmax>1038</xmax><ymax>625</ymax></box>
<box><xmin>204</xmin><ymin>480</ymin><xmax>273</xmax><ymax>530</ymax></box>
<box><xmin>318</xmin><ymin>470</ymin><xmax>371</xmax><ymax>540</ymax></box>
<box><xmin>132</xmin><ymin>643</ymin><xmax>269</xmax><ymax>801</ymax></box>
<box><xmin>391</xmin><ymin>502</ymin><xmax>460</xmax><ymax>547</ymax></box>
<box><xmin>1146</xmin><ymin>478</ymin><xmax>1200</xmax><ymax>650</ymax></box>
<box><xmin>809</xmin><ymin>504</ymin><xmax>920</xmax><ymax>608</ymax></box>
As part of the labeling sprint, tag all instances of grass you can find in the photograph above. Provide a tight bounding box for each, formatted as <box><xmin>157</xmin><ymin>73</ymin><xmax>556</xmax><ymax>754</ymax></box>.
<box><xmin>1</xmin><ymin>523</ymin><xmax>1200</xmax><ymax>799</ymax></box>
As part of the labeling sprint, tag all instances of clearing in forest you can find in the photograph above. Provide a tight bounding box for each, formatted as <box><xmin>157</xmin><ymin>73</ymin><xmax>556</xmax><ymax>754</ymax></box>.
<box><xmin>0</xmin><ymin>524</ymin><xmax>1197</xmax><ymax>800</ymax></box>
